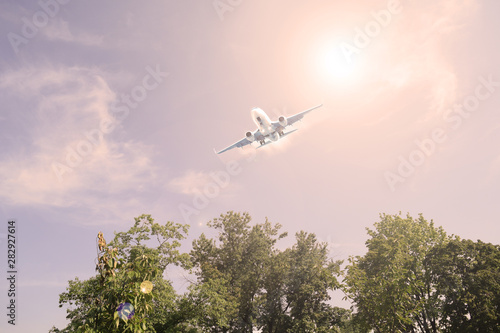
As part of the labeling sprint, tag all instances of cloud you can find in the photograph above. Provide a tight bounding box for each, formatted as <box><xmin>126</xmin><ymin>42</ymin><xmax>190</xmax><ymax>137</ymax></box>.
<box><xmin>168</xmin><ymin>170</ymin><xmax>215</xmax><ymax>196</ymax></box>
<box><xmin>42</xmin><ymin>18</ymin><xmax>104</xmax><ymax>46</ymax></box>
<box><xmin>0</xmin><ymin>65</ymin><xmax>160</xmax><ymax>223</ymax></box>
<box><xmin>353</xmin><ymin>0</ymin><xmax>478</xmax><ymax>122</ymax></box>
<box><xmin>167</xmin><ymin>163</ymin><xmax>246</xmax><ymax>203</ymax></box>
<box><xmin>389</xmin><ymin>0</ymin><xmax>477</xmax><ymax>117</ymax></box>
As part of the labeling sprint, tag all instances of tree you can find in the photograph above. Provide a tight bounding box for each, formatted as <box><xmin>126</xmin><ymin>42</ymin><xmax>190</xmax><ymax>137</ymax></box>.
<box><xmin>330</xmin><ymin>309</ymin><xmax>368</xmax><ymax>333</ymax></box>
<box><xmin>191</xmin><ymin>211</ymin><xmax>286</xmax><ymax>332</ymax></box>
<box><xmin>52</xmin><ymin>212</ymin><xmax>350</xmax><ymax>332</ymax></box>
<box><xmin>109</xmin><ymin>214</ymin><xmax>190</xmax><ymax>271</ymax></box>
<box><xmin>53</xmin><ymin>214</ymin><xmax>190</xmax><ymax>332</ymax></box>
<box><xmin>257</xmin><ymin>249</ymin><xmax>292</xmax><ymax>332</ymax></box>
<box><xmin>343</xmin><ymin>213</ymin><xmax>449</xmax><ymax>333</ymax></box>
<box><xmin>284</xmin><ymin>231</ymin><xmax>342</xmax><ymax>333</ymax></box>
<box><xmin>426</xmin><ymin>238</ymin><xmax>500</xmax><ymax>332</ymax></box>
<box><xmin>191</xmin><ymin>211</ymin><xmax>343</xmax><ymax>333</ymax></box>
<box><xmin>177</xmin><ymin>273</ymin><xmax>239</xmax><ymax>332</ymax></box>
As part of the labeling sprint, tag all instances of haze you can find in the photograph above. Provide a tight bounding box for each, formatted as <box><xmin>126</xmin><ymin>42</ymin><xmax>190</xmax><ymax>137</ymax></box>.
<box><xmin>0</xmin><ymin>0</ymin><xmax>499</xmax><ymax>331</ymax></box>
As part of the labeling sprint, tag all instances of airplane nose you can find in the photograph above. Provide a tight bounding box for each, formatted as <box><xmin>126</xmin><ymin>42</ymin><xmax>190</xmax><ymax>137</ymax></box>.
<box><xmin>251</xmin><ymin>108</ymin><xmax>265</xmax><ymax>127</ymax></box>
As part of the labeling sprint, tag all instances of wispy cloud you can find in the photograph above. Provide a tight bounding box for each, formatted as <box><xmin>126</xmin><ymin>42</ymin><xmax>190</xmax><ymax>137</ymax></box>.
<box><xmin>0</xmin><ymin>65</ymin><xmax>159</xmax><ymax>223</ymax></box>
<box><xmin>393</xmin><ymin>0</ymin><xmax>477</xmax><ymax>118</ymax></box>
<box><xmin>168</xmin><ymin>170</ymin><xmax>218</xmax><ymax>196</ymax></box>
<box><xmin>357</xmin><ymin>0</ymin><xmax>478</xmax><ymax>122</ymax></box>
<box><xmin>42</xmin><ymin>18</ymin><xmax>104</xmax><ymax>46</ymax></box>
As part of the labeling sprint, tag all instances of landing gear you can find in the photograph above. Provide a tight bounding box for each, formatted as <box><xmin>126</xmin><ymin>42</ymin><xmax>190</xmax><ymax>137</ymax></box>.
<box><xmin>259</xmin><ymin>140</ymin><xmax>265</xmax><ymax>145</ymax></box>
<box><xmin>278</xmin><ymin>130</ymin><xmax>284</xmax><ymax>137</ymax></box>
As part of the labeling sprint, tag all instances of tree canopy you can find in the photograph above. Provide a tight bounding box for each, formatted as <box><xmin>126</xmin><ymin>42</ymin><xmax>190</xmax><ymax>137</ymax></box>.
<box><xmin>51</xmin><ymin>212</ymin><xmax>500</xmax><ymax>333</ymax></box>
<box><xmin>343</xmin><ymin>213</ymin><xmax>500</xmax><ymax>333</ymax></box>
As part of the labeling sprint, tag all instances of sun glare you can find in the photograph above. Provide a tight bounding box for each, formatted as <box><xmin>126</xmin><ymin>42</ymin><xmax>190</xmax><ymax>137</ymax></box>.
<box><xmin>316</xmin><ymin>43</ymin><xmax>358</xmax><ymax>82</ymax></box>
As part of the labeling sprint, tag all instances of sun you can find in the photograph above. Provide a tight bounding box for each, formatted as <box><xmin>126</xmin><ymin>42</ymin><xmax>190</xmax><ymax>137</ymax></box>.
<box><xmin>316</xmin><ymin>45</ymin><xmax>355</xmax><ymax>79</ymax></box>
<box><xmin>316</xmin><ymin>43</ymin><xmax>358</xmax><ymax>82</ymax></box>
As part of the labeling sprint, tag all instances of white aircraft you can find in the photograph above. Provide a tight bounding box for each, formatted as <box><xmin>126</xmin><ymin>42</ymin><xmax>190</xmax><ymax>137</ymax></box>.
<box><xmin>215</xmin><ymin>104</ymin><xmax>322</xmax><ymax>154</ymax></box>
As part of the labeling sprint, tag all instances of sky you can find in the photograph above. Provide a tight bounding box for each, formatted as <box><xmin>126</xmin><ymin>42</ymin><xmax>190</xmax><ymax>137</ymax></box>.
<box><xmin>0</xmin><ymin>0</ymin><xmax>499</xmax><ymax>331</ymax></box>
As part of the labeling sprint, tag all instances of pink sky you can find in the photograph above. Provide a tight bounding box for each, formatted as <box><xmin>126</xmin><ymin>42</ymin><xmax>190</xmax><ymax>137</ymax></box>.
<box><xmin>0</xmin><ymin>0</ymin><xmax>499</xmax><ymax>331</ymax></box>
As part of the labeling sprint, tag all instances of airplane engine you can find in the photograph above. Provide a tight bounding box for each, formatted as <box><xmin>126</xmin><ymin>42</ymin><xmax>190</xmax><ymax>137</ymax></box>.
<box><xmin>278</xmin><ymin>116</ymin><xmax>287</xmax><ymax>127</ymax></box>
<box><xmin>245</xmin><ymin>131</ymin><xmax>255</xmax><ymax>142</ymax></box>
<box><xmin>269</xmin><ymin>132</ymin><xmax>280</xmax><ymax>142</ymax></box>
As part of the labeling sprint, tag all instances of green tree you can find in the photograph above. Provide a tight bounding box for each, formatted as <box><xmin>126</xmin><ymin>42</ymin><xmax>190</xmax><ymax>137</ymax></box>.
<box><xmin>53</xmin><ymin>214</ymin><xmax>190</xmax><ymax>332</ymax></box>
<box><xmin>57</xmin><ymin>231</ymin><xmax>160</xmax><ymax>332</ymax></box>
<box><xmin>284</xmin><ymin>231</ymin><xmax>342</xmax><ymax>333</ymax></box>
<box><xmin>109</xmin><ymin>214</ymin><xmax>190</xmax><ymax>271</ymax></box>
<box><xmin>191</xmin><ymin>211</ymin><xmax>286</xmax><ymax>332</ymax></box>
<box><xmin>52</xmin><ymin>212</ymin><xmax>350</xmax><ymax>332</ymax></box>
<box><xmin>343</xmin><ymin>213</ymin><xmax>449</xmax><ymax>333</ymax></box>
<box><xmin>426</xmin><ymin>238</ymin><xmax>500</xmax><ymax>332</ymax></box>
<box><xmin>177</xmin><ymin>273</ymin><xmax>239</xmax><ymax>332</ymax></box>
<box><xmin>257</xmin><ymin>249</ymin><xmax>292</xmax><ymax>332</ymax></box>
<box><xmin>191</xmin><ymin>211</ymin><xmax>343</xmax><ymax>333</ymax></box>
<box><xmin>330</xmin><ymin>309</ymin><xmax>368</xmax><ymax>333</ymax></box>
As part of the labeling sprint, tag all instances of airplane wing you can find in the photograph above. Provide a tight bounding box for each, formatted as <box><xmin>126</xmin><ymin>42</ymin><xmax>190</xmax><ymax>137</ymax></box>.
<box><xmin>215</xmin><ymin>129</ymin><xmax>263</xmax><ymax>154</ymax></box>
<box><xmin>285</xmin><ymin>104</ymin><xmax>323</xmax><ymax>127</ymax></box>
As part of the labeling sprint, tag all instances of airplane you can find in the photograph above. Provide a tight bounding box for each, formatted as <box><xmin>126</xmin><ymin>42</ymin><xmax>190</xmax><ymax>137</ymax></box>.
<box><xmin>215</xmin><ymin>104</ymin><xmax>322</xmax><ymax>154</ymax></box>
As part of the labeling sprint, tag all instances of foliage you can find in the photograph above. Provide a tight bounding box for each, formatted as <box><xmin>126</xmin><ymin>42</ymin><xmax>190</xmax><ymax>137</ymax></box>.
<box><xmin>343</xmin><ymin>213</ymin><xmax>449</xmax><ymax>332</ymax></box>
<box><xmin>190</xmin><ymin>211</ymin><xmax>284</xmax><ymax>332</ymax></box>
<box><xmin>343</xmin><ymin>213</ymin><xmax>500</xmax><ymax>332</ymax></box>
<box><xmin>191</xmin><ymin>211</ymin><xmax>342</xmax><ymax>333</ymax></box>
<box><xmin>109</xmin><ymin>214</ymin><xmax>191</xmax><ymax>271</ymax></box>
<box><xmin>283</xmin><ymin>231</ymin><xmax>342</xmax><ymax>333</ymax></box>
<box><xmin>53</xmin><ymin>214</ymin><xmax>189</xmax><ymax>333</ymax></box>
<box><xmin>426</xmin><ymin>238</ymin><xmax>500</xmax><ymax>332</ymax></box>
<box><xmin>51</xmin><ymin>211</ymin><xmax>500</xmax><ymax>333</ymax></box>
